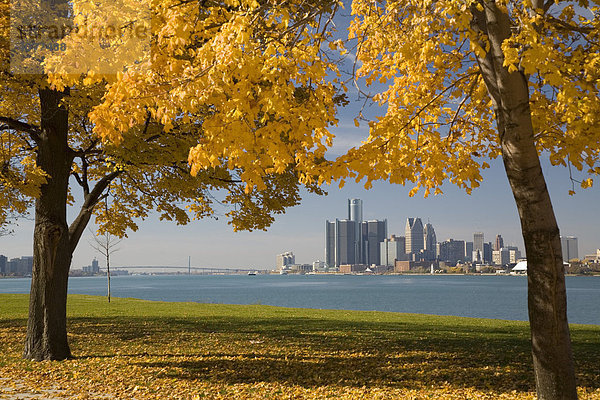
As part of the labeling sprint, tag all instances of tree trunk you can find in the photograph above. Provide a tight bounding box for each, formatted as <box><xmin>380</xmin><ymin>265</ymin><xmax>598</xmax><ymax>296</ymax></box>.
<box><xmin>500</xmin><ymin>102</ymin><xmax>578</xmax><ymax>400</ymax></box>
<box><xmin>107</xmin><ymin>254</ymin><xmax>111</xmax><ymax>303</ymax></box>
<box><xmin>471</xmin><ymin>2</ymin><xmax>578</xmax><ymax>398</ymax></box>
<box><xmin>23</xmin><ymin>88</ymin><xmax>73</xmax><ymax>361</ymax></box>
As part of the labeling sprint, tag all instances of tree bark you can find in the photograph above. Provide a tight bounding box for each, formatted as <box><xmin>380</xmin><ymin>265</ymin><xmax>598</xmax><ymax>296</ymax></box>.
<box><xmin>472</xmin><ymin>2</ymin><xmax>578</xmax><ymax>398</ymax></box>
<box><xmin>107</xmin><ymin>255</ymin><xmax>111</xmax><ymax>303</ymax></box>
<box><xmin>498</xmin><ymin>88</ymin><xmax>578</xmax><ymax>400</ymax></box>
<box><xmin>23</xmin><ymin>88</ymin><xmax>74</xmax><ymax>361</ymax></box>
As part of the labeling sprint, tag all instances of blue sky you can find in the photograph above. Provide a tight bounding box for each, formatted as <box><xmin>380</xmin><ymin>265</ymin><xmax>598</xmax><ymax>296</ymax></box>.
<box><xmin>1</xmin><ymin>2</ymin><xmax>599</xmax><ymax>270</ymax></box>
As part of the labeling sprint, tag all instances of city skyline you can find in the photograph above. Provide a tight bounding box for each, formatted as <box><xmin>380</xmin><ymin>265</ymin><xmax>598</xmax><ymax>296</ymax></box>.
<box><xmin>1</xmin><ymin>157</ymin><xmax>598</xmax><ymax>269</ymax></box>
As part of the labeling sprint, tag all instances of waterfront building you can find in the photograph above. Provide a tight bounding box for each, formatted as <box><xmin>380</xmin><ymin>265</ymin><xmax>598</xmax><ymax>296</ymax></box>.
<box><xmin>423</xmin><ymin>223</ymin><xmax>437</xmax><ymax>261</ymax></box>
<box><xmin>362</xmin><ymin>219</ymin><xmax>387</xmax><ymax>265</ymax></box>
<box><xmin>276</xmin><ymin>252</ymin><xmax>295</xmax><ymax>269</ymax></box>
<box><xmin>4</xmin><ymin>256</ymin><xmax>33</xmax><ymax>276</ymax></box>
<box><xmin>511</xmin><ymin>260</ymin><xmax>528</xmax><ymax>274</ymax></box>
<box><xmin>325</xmin><ymin>219</ymin><xmax>359</xmax><ymax>267</ymax></box>
<box><xmin>0</xmin><ymin>255</ymin><xmax>6</xmax><ymax>275</ymax></box>
<box><xmin>439</xmin><ymin>239</ymin><xmax>466</xmax><ymax>265</ymax></box>
<box><xmin>325</xmin><ymin>220</ymin><xmax>336</xmax><ymax>268</ymax></box>
<box><xmin>326</xmin><ymin>199</ymin><xmax>364</xmax><ymax>268</ymax></box>
<box><xmin>472</xmin><ymin>249</ymin><xmax>482</xmax><ymax>263</ymax></box>
<box><xmin>92</xmin><ymin>258</ymin><xmax>99</xmax><ymax>273</ymax></box>
<box><xmin>464</xmin><ymin>242</ymin><xmax>473</xmax><ymax>262</ymax></box>
<box><xmin>506</xmin><ymin>246</ymin><xmax>521</xmax><ymax>264</ymax></box>
<box><xmin>494</xmin><ymin>235</ymin><xmax>504</xmax><ymax>251</ymax></box>
<box><xmin>326</xmin><ymin>199</ymin><xmax>387</xmax><ymax>268</ymax></box>
<box><xmin>348</xmin><ymin>198</ymin><xmax>363</xmax><ymax>263</ymax></box>
<box><xmin>483</xmin><ymin>242</ymin><xmax>492</xmax><ymax>263</ymax></box>
<box><xmin>380</xmin><ymin>235</ymin><xmax>406</xmax><ymax>267</ymax></box>
<box><xmin>583</xmin><ymin>249</ymin><xmax>600</xmax><ymax>264</ymax></box>
<box><xmin>394</xmin><ymin>260</ymin><xmax>432</xmax><ymax>273</ymax></box>
<box><xmin>82</xmin><ymin>258</ymin><xmax>101</xmax><ymax>275</ymax></box>
<box><xmin>492</xmin><ymin>248</ymin><xmax>510</xmax><ymax>266</ymax></box>
<box><xmin>473</xmin><ymin>232</ymin><xmax>484</xmax><ymax>254</ymax></box>
<box><xmin>348</xmin><ymin>198</ymin><xmax>363</xmax><ymax>223</ymax></box>
<box><xmin>405</xmin><ymin>218</ymin><xmax>424</xmax><ymax>255</ymax></box>
<box><xmin>339</xmin><ymin>264</ymin><xmax>367</xmax><ymax>274</ymax></box>
<box><xmin>312</xmin><ymin>260</ymin><xmax>326</xmax><ymax>271</ymax></box>
<box><xmin>289</xmin><ymin>264</ymin><xmax>312</xmax><ymax>273</ymax></box>
<box><xmin>560</xmin><ymin>236</ymin><xmax>579</xmax><ymax>262</ymax></box>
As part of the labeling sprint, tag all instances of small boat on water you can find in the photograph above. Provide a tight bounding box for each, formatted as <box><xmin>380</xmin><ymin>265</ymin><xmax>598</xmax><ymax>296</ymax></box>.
<box><xmin>248</xmin><ymin>271</ymin><xmax>257</xmax><ymax>276</ymax></box>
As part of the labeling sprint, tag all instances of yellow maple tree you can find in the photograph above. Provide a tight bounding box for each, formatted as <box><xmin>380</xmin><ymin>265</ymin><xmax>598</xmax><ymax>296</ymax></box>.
<box><xmin>325</xmin><ymin>1</ymin><xmax>599</xmax><ymax>399</ymax></box>
<box><xmin>0</xmin><ymin>0</ymin><xmax>341</xmax><ymax>361</ymax></box>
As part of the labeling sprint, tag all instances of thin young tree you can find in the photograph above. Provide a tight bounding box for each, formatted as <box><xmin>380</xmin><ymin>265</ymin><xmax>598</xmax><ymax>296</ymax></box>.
<box><xmin>89</xmin><ymin>196</ymin><xmax>122</xmax><ymax>303</ymax></box>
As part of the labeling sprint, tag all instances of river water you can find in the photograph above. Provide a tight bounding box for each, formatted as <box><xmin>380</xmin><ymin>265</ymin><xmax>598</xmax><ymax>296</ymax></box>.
<box><xmin>1</xmin><ymin>274</ymin><xmax>598</xmax><ymax>324</ymax></box>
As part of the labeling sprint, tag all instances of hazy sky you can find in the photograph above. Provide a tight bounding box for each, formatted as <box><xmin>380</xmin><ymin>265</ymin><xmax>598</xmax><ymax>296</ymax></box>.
<box><xmin>2</xmin><ymin>141</ymin><xmax>598</xmax><ymax>270</ymax></box>
<box><xmin>1</xmin><ymin>3</ymin><xmax>599</xmax><ymax>270</ymax></box>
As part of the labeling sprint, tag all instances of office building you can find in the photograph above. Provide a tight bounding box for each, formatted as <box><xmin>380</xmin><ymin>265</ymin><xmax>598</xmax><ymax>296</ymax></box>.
<box><xmin>483</xmin><ymin>242</ymin><xmax>492</xmax><ymax>263</ymax></box>
<box><xmin>492</xmin><ymin>248</ymin><xmax>510</xmax><ymax>266</ymax></box>
<box><xmin>312</xmin><ymin>260</ymin><xmax>326</xmax><ymax>271</ymax></box>
<box><xmin>5</xmin><ymin>256</ymin><xmax>33</xmax><ymax>276</ymax></box>
<box><xmin>362</xmin><ymin>219</ymin><xmax>387</xmax><ymax>265</ymax></box>
<box><xmin>464</xmin><ymin>242</ymin><xmax>473</xmax><ymax>262</ymax></box>
<box><xmin>473</xmin><ymin>232</ymin><xmax>484</xmax><ymax>254</ymax></box>
<box><xmin>423</xmin><ymin>223</ymin><xmax>437</xmax><ymax>261</ymax></box>
<box><xmin>326</xmin><ymin>219</ymin><xmax>359</xmax><ymax>267</ymax></box>
<box><xmin>380</xmin><ymin>235</ymin><xmax>406</xmax><ymax>267</ymax></box>
<box><xmin>0</xmin><ymin>255</ymin><xmax>6</xmax><ymax>275</ymax></box>
<box><xmin>507</xmin><ymin>247</ymin><xmax>521</xmax><ymax>264</ymax></box>
<box><xmin>82</xmin><ymin>258</ymin><xmax>101</xmax><ymax>275</ymax></box>
<box><xmin>472</xmin><ymin>249</ymin><xmax>482</xmax><ymax>263</ymax></box>
<box><xmin>560</xmin><ymin>236</ymin><xmax>578</xmax><ymax>262</ymax></box>
<box><xmin>276</xmin><ymin>252</ymin><xmax>295</xmax><ymax>269</ymax></box>
<box><xmin>405</xmin><ymin>218</ymin><xmax>424</xmax><ymax>255</ymax></box>
<box><xmin>439</xmin><ymin>239</ymin><xmax>465</xmax><ymax>265</ymax></box>
<box><xmin>348</xmin><ymin>198</ymin><xmax>363</xmax><ymax>223</ymax></box>
<box><xmin>348</xmin><ymin>198</ymin><xmax>363</xmax><ymax>263</ymax></box>
<box><xmin>494</xmin><ymin>235</ymin><xmax>504</xmax><ymax>251</ymax></box>
<box><xmin>326</xmin><ymin>199</ymin><xmax>387</xmax><ymax>267</ymax></box>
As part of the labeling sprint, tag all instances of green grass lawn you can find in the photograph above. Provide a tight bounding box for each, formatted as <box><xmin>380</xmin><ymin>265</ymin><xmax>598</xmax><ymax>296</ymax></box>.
<box><xmin>1</xmin><ymin>294</ymin><xmax>599</xmax><ymax>399</ymax></box>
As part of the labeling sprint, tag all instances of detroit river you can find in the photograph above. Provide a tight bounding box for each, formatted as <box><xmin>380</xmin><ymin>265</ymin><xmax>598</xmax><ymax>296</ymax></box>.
<box><xmin>1</xmin><ymin>274</ymin><xmax>598</xmax><ymax>324</ymax></box>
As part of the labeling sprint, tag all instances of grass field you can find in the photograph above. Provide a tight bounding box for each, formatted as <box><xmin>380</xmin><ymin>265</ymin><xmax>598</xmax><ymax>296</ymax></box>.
<box><xmin>0</xmin><ymin>294</ymin><xmax>599</xmax><ymax>399</ymax></box>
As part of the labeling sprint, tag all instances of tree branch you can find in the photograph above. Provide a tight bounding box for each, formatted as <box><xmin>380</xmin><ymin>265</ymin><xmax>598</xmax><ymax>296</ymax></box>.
<box><xmin>0</xmin><ymin>116</ymin><xmax>42</xmax><ymax>143</ymax></box>
<box><xmin>68</xmin><ymin>170</ymin><xmax>122</xmax><ymax>253</ymax></box>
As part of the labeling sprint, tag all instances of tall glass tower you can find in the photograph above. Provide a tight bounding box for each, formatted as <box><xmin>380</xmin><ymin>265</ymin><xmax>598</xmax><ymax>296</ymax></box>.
<box><xmin>348</xmin><ymin>198</ymin><xmax>363</xmax><ymax>264</ymax></box>
<box><xmin>405</xmin><ymin>217</ymin><xmax>424</xmax><ymax>255</ymax></box>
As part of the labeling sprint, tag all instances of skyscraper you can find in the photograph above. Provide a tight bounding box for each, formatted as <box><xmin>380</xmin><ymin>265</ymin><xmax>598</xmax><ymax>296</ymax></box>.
<box><xmin>423</xmin><ymin>222</ymin><xmax>437</xmax><ymax>261</ymax></box>
<box><xmin>464</xmin><ymin>241</ymin><xmax>473</xmax><ymax>262</ymax></box>
<box><xmin>326</xmin><ymin>219</ymin><xmax>359</xmax><ymax>267</ymax></box>
<box><xmin>405</xmin><ymin>218</ymin><xmax>424</xmax><ymax>255</ymax></box>
<box><xmin>380</xmin><ymin>235</ymin><xmax>406</xmax><ymax>266</ymax></box>
<box><xmin>494</xmin><ymin>234</ymin><xmax>504</xmax><ymax>251</ymax></box>
<box><xmin>325</xmin><ymin>221</ymin><xmax>336</xmax><ymax>268</ymax></box>
<box><xmin>362</xmin><ymin>219</ymin><xmax>388</xmax><ymax>265</ymax></box>
<box><xmin>348</xmin><ymin>198</ymin><xmax>363</xmax><ymax>263</ymax></box>
<box><xmin>560</xmin><ymin>236</ymin><xmax>579</xmax><ymax>262</ymax></box>
<box><xmin>473</xmin><ymin>232</ymin><xmax>484</xmax><ymax>254</ymax></box>
<box><xmin>439</xmin><ymin>239</ymin><xmax>466</xmax><ymax>265</ymax></box>
<box><xmin>327</xmin><ymin>199</ymin><xmax>385</xmax><ymax>268</ymax></box>
<box><xmin>483</xmin><ymin>242</ymin><xmax>492</xmax><ymax>263</ymax></box>
<box><xmin>348</xmin><ymin>198</ymin><xmax>363</xmax><ymax>223</ymax></box>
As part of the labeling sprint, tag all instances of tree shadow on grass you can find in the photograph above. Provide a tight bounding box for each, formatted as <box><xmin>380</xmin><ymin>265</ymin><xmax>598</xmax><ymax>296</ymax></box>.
<box><xmin>63</xmin><ymin>314</ymin><xmax>600</xmax><ymax>394</ymax></box>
